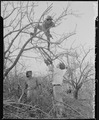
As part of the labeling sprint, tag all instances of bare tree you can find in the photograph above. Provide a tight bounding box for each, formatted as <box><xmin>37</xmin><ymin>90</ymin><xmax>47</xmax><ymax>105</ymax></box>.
<box><xmin>63</xmin><ymin>47</ymin><xmax>95</xmax><ymax>99</ymax></box>
<box><xmin>2</xmin><ymin>1</ymin><xmax>79</xmax><ymax>79</ymax></box>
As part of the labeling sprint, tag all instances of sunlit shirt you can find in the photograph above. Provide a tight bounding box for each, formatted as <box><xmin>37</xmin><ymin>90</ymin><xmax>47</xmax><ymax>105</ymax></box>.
<box><xmin>52</xmin><ymin>67</ymin><xmax>66</xmax><ymax>85</ymax></box>
<box><xmin>25</xmin><ymin>77</ymin><xmax>37</xmax><ymax>90</ymax></box>
<box><xmin>47</xmin><ymin>65</ymin><xmax>54</xmax><ymax>82</ymax></box>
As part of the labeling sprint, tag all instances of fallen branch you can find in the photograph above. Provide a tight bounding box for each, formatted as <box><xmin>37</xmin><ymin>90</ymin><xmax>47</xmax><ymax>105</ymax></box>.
<box><xmin>3</xmin><ymin>100</ymin><xmax>52</xmax><ymax>118</ymax></box>
<box><xmin>54</xmin><ymin>99</ymin><xmax>87</xmax><ymax>119</ymax></box>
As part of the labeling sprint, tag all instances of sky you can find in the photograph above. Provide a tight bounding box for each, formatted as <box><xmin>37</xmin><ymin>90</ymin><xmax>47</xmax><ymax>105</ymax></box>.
<box><xmin>3</xmin><ymin>1</ymin><xmax>98</xmax><ymax>75</ymax></box>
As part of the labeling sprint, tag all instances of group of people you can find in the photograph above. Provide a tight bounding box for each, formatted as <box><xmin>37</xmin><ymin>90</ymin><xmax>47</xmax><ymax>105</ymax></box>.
<box><xmin>24</xmin><ymin>58</ymin><xmax>67</xmax><ymax>117</ymax></box>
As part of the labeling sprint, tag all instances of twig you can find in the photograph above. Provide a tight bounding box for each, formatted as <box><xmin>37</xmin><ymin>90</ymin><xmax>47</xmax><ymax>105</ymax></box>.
<box><xmin>55</xmin><ymin>100</ymin><xmax>87</xmax><ymax>119</ymax></box>
<box><xmin>3</xmin><ymin>101</ymin><xmax>52</xmax><ymax>118</ymax></box>
<box><xmin>10</xmin><ymin>112</ymin><xmax>22</xmax><ymax>119</ymax></box>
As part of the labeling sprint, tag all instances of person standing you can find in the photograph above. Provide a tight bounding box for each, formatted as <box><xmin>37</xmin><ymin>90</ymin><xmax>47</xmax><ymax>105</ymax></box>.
<box><xmin>45</xmin><ymin>59</ymin><xmax>67</xmax><ymax>117</ymax></box>
<box><xmin>25</xmin><ymin>71</ymin><xmax>39</xmax><ymax>104</ymax></box>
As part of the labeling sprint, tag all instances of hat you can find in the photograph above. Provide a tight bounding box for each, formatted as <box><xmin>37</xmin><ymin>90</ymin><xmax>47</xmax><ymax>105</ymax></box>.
<box><xmin>46</xmin><ymin>16</ymin><xmax>53</xmax><ymax>20</ymax></box>
<box><xmin>58</xmin><ymin>62</ymin><xmax>66</xmax><ymax>70</ymax></box>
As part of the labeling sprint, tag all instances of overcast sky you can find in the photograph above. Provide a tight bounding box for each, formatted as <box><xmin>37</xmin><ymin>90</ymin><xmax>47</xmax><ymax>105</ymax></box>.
<box><xmin>3</xmin><ymin>1</ymin><xmax>98</xmax><ymax>75</ymax></box>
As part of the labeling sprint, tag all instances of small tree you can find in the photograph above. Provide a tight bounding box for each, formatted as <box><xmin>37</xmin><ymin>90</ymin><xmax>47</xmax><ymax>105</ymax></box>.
<box><xmin>64</xmin><ymin>48</ymin><xmax>95</xmax><ymax>99</ymax></box>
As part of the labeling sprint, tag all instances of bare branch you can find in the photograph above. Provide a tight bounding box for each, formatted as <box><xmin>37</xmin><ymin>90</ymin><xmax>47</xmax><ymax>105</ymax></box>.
<box><xmin>54</xmin><ymin>3</ymin><xmax>70</xmax><ymax>25</ymax></box>
<box><xmin>80</xmin><ymin>48</ymin><xmax>92</xmax><ymax>67</ymax></box>
<box><xmin>4</xmin><ymin>36</ymin><xmax>33</xmax><ymax>77</ymax></box>
<box><xmin>4</xmin><ymin>8</ymin><xmax>16</xmax><ymax>20</ymax></box>
<box><xmin>3</xmin><ymin>1</ymin><xmax>81</xmax><ymax>79</ymax></box>
<box><xmin>77</xmin><ymin>63</ymin><xmax>89</xmax><ymax>84</ymax></box>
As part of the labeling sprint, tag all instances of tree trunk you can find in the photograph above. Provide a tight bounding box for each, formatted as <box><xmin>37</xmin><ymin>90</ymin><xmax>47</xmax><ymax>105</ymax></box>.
<box><xmin>73</xmin><ymin>89</ymin><xmax>79</xmax><ymax>99</ymax></box>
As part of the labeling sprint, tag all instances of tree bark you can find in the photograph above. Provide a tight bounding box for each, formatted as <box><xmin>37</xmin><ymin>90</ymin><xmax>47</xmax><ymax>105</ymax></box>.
<box><xmin>73</xmin><ymin>89</ymin><xmax>79</xmax><ymax>99</ymax></box>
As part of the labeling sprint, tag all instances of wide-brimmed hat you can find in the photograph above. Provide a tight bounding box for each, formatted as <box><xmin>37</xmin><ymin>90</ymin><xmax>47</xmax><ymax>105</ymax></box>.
<box><xmin>46</xmin><ymin>16</ymin><xmax>53</xmax><ymax>20</ymax></box>
<box><xmin>57</xmin><ymin>62</ymin><xmax>66</xmax><ymax>70</ymax></box>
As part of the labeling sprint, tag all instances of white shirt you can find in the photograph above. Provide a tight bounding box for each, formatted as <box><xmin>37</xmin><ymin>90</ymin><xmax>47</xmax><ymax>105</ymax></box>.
<box><xmin>52</xmin><ymin>67</ymin><xmax>66</xmax><ymax>85</ymax></box>
<box><xmin>25</xmin><ymin>77</ymin><xmax>37</xmax><ymax>90</ymax></box>
<box><xmin>47</xmin><ymin>64</ymin><xmax>54</xmax><ymax>82</ymax></box>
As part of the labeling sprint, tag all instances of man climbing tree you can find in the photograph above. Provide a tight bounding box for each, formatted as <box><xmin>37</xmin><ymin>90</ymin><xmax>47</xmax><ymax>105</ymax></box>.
<box><xmin>30</xmin><ymin>16</ymin><xmax>55</xmax><ymax>50</ymax></box>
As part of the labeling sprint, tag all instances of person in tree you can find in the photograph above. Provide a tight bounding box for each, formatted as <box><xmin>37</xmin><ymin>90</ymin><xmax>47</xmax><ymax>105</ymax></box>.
<box><xmin>30</xmin><ymin>16</ymin><xmax>55</xmax><ymax>50</ymax></box>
